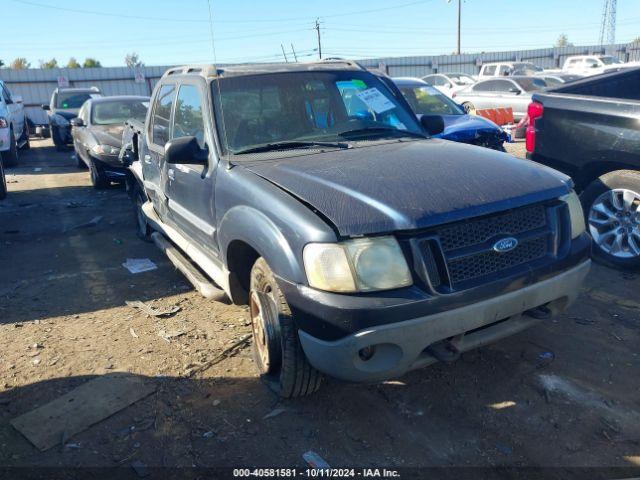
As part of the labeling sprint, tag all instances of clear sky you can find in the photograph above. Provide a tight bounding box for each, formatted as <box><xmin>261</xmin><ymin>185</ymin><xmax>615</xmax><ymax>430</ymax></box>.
<box><xmin>3</xmin><ymin>0</ymin><xmax>640</xmax><ymax>67</ymax></box>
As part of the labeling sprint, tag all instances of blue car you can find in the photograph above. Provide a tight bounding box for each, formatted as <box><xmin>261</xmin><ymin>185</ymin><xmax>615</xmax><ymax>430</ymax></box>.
<box><xmin>393</xmin><ymin>77</ymin><xmax>509</xmax><ymax>151</ymax></box>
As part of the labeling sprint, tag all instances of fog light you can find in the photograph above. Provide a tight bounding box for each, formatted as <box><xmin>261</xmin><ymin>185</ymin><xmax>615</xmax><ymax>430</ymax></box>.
<box><xmin>358</xmin><ymin>346</ymin><xmax>376</xmax><ymax>361</ymax></box>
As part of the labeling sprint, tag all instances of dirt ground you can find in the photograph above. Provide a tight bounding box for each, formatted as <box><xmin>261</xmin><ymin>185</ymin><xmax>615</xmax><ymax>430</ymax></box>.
<box><xmin>1</xmin><ymin>139</ymin><xmax>639</xmax><ymax>476</ymax></box>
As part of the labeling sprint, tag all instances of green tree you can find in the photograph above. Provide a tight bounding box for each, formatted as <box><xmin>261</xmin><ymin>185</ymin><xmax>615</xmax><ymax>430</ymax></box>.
<box><xmin>39</xmin><ymin>58</ymin><xmax>59</xmax><ymax>69</ymax></box>
<box><xmin>555</xmin><ymin>34</ymin><xmax>573</xmax><ymax>48</ymax></box>
<box><xmin>0</xmin><ymin>60</ymin><xmax>4</xmax><ymax>68</ymax></box>
<box><xmin>10</xmin><ymin>57</ymin><xmax>30</xmax><ymax>69</ymax></box>
<box><xmin>66</xmin><ymin>57</ymin><xmax>81</xmax><ymax>68</ymax></box>
<box><xmin>83</xmin><ymin>58</ymin><xmax>102</xmax><ymax>68</ymax></box>
<box><xmin>125</xmin><ymin>52</ymin><xmax>143</xmax><ymax>68</ymax></box>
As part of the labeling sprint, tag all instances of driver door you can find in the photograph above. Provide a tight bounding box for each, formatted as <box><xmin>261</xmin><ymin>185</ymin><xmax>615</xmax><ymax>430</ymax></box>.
<box><xmin>165</xmin><ymin>81</ymin><xmax>218</xmax><ymax>254</ymax></box>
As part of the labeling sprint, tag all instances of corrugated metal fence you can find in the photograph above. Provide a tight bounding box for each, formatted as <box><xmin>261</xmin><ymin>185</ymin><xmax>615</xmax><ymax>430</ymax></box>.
<box><xmin>1</xmin><ymin>66</ymin><xmax>171</xmax><ymax>124</ymax></box>
<box><xmin>358</xmin><ymin>41</ymin><xmax>640</xmax><ymax>78</ymax></box>
<box><xmin>3</xmin><ymin>41</ymin><xmax>639</xmax><ymax>124</ymax></box>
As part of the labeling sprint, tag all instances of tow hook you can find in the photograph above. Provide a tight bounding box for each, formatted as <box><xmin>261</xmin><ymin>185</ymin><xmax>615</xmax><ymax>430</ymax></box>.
<box><xmin>425</xmin><ymin>337</ymin><xmax>462</xmax><ymax>363</ymax></box>
<box><xmin>525</xmin><ymin>304</ymin><xmax>552</xmax><ymax>320</ymax></box>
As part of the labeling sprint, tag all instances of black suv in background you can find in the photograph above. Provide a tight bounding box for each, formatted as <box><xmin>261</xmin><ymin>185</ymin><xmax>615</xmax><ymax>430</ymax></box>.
<box><xmin>42</xmin><ymin>86</ymin><xmax>102</xmax><ymax>150</ymax></box>
<box><xmin>122</xmin><ymin>61</ymin><xmax>591</xmax><ymax>397</ymax></box>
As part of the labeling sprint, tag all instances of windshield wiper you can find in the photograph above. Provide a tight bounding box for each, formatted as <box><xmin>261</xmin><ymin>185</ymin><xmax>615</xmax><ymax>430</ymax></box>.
<box><xmin>235</xmin><ymin>140</ymin><xmax>350</xmax><ymax>155</ymax></box>
<box><xmin>337</xmin><ymin>127</ymin><xmax>426</xmax><ymax>140</ymax></box>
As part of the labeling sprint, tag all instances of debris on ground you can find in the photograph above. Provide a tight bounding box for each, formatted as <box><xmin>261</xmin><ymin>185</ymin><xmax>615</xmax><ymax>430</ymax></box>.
<box><xmin>64</xmin><ymin>215</ymin><xmax>103</xmax><ymax>232</ymax></box>
<box><xmin>122</xmin><ymin>259</ymin><xmax>158</xmax><ymax>274</ymax></box>
<box><xmin>263</xmin><ymin>408</ymin><xmax>287</xmax><ymax>420</ymax></box>
<box><xmin>129</xmin><ymin>327</ymin><xmax>139</xmax><ymax>338</ymax></box>
<box><xmin>303</xmin><ymin>451</ymin><xmax>330</xmax><ymax>469</ymax></box>
<box><xmin>10</xmin><ymin>375</ymin><xmax>156</xmax><ymax>451</ymax></box>
<box><xmin>186</xmin><ymin>334</ymin><xmax>252</xmax><ymax>377</ymax></box>
<box><xmin>125</xmin><ymin>300</ymin><xmax>179</xmax><ymax>317</ymax></box>
<box><xmin>158</xmin><ymin>329</ymin><xmax>186</xmax><ymax>342</ymax></box>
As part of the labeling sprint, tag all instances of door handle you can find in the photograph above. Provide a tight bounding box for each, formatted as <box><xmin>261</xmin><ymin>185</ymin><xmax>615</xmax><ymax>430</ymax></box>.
<box><xmin>168</xmin><ymin>168</ymin><xmax>175</xmax><ymax>181</ymax></box>
<box><xmin>143</xmin><ymin>154</ymin><xmax>152</xmax><ymax>165</ymax></box>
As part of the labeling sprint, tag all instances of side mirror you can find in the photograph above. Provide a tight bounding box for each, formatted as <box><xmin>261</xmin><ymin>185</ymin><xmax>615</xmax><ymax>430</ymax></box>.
<box><xmin>165</xmin><ymin>136</ymin><xmax>208</xmax><ymax>165</ymax></box>
<box><xmin>420</xmin><ymin>114</ymin><xmax>445</xmax><ymax>136</ymax></box>
<box><xmin>42</xmin><ymin>104</ymin><xmax>50</xmax><ymax>111</ymax></box>
<box><xmin>70</xmin><ymin>118</ymin><xmax>84</xmax><ymax>127</ymax></box>
<box><xmin>13</xmin><ymin>95</ymin><xmax>23</xmax><ymax>104</ymax></box>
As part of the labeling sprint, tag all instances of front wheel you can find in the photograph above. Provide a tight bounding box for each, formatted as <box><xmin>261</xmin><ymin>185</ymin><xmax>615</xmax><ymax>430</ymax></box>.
<box><xmin>89</xmin><ymin>159</ymin><xmax>109</xmax><ymax>189</ymax></box>
<box><xmin>19</xmin><ymin>120</ymin><xmax>30</xmax><ymax>150</ymax></box>
<box><xmin>582</xmin><ymin>170</ymin><xmax>640</xmax><ymax>270</ymax></box>
<box><xmin>461</xmin><ymin>102</ymin><xmax>475</xmax><ymax>114</ymax></box>
<box><xmin>133</xmin><ymin>186</ymin><xmax>152</xmax><ymax>241</ymax></box>
<box><xmin>4</xmin><ymin>127</ymin><xmax>19</xmax><ymax>167</ymax></box>
<box><xmin>0</xmin><ymin>154</ymin><xmax>7</xmax><ymax>200</ymax></box>
<box><xmin>249</xmin><ymin>258</ymin><xmax>322</xmax><ymax>398</ymax></box>
<box><xmin>51</xmin><ymin>126</ymin><xmax>66</xmax><ymax>151</ymax></box>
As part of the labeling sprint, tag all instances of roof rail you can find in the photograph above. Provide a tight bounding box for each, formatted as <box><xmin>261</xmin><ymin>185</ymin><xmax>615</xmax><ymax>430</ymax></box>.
<box><xmin>318</xmin><ymin>58</ymin><xmax>367</xmax><ymax>71</ymax></box>
<box><xmin>162</xmin><ymin>65</ymin><xmax>219</xmax><ymax>78</ymax></box>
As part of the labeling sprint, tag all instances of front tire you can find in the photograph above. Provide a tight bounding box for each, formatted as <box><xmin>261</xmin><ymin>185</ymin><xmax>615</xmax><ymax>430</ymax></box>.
<box><xmin>51</xmin><ymin>126</ymin><xmax>66</xmax><ymax>151</ymax></box>
<box><xmin>4</xmin><ymin>127</ymin><xmax>19</xmax><ymax>167</ymax></box>
<box><xmin>461</xmin><ymin>101</ymin><xmax>475</xmax><ymax>114</ymax></box>
<box><xmin>133</xmin><ymin>186</ymin><xmax>152</xmax><ymax>241</ymax></box>
<box><xmin>19</xmin><ymin>120</ymin><xmax>30</xmax><ymax>150</ymax></box>
<box><xmin>89</xmin><ymin>159</ymin><xmax>109</xmax><ymax>189</ymax></box>
<box><xmin>249</xmin><ymin>258</ymin><xmax>322</xmax><ymax>398</ymax></box>
<box><xmin>581</xmin><ymin>170</ymin><xmax>640</xmax><ymax>270</ymax></box>
<box><xmin>0</xmin><ymin>154</ymin><xmax>7</xmax><ymax>200</ymax></box>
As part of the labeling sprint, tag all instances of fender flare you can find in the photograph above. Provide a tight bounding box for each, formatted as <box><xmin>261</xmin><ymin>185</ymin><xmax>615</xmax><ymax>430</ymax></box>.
<box><xmin>218</xmin><ymin>205</ymin><xmax>305</xmax><ymax>285</ymax></box>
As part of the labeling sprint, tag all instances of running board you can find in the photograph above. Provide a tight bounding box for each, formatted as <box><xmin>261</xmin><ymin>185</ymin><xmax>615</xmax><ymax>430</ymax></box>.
<box><xmin>142</xmin><ymin>201</ymin><xmax>231</xmax><ymax>298</ymax></box>
<box><xmin>152</xmin><ymin>232</ymin><xmax>227</xmax><ymax>301</ymax></box>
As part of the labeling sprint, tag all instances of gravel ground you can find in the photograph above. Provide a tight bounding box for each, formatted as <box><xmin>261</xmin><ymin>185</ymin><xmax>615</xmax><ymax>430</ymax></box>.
<box><xmin>0</xmin><ymin>139</ymin><xmax>639</xmax><ymax>475</ymax></box>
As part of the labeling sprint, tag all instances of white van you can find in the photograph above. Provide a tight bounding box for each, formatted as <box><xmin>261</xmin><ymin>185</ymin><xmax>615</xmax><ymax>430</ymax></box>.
<box><xmin>0</xmin><ymin>80</ymin><xmax>28</xmax><ymax>166</ymax></box>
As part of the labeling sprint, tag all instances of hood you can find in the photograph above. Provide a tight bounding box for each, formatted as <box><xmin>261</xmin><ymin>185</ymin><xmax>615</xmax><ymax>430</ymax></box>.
<box><xmin>91</xmin><ymin>124</ymin><xmax>125</xmax><ymax>148</ymax></box>
<box><xmin>51</xmin><ymin>109</ymin><xmax>80</xmax><ymax>119</ymax></box>
<box><xmin>437</xmin><ymin>114</ymin><xmax>501</xmax><ymax>139</ymax></box>
<box><xmin>242</xmin><ymin>140</ymin><xmax>571</xmax><ymax>237</ymax></box>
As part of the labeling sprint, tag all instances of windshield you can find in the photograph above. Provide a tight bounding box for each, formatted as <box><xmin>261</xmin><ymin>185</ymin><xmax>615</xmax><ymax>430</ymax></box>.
<box><xmin>91</xmin><ymin>99</ymin><xmax>149</xmax><ymax>125</ymax></box>
<box><xmin>398</xmin><ymin>84</ymin><xmax>464</xmax><ymax>116</ymax></box>
<box><xmin>600</xmin><ymin>56</ymin><xmax>621</xmax><ymax>65</ymax></box>
<box><xmin>212</xmin><ymin>71</ymin><xmax>424</xmax><ymax>155</ymax></box>
<box><xmin>447</xmin><ymin>73</ymin><xmax>475</xmax><ymax>85</ymax></box>
<box><xmin>514</xmin><ymin>77</ymin><xmax>548</xmax><ymax>92</ymax></box>
<box><xmin>512</xmin><ymin>63</ymin><xmax>543</xmax><ymax>75</ymax></box>
<box><xmin>56</xmin><ymin>91</ymin><xmax>95</xmax><ymax>109</ymax></box>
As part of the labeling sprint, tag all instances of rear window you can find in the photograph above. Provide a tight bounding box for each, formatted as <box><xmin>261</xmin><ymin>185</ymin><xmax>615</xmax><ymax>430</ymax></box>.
<box><xmin>57</xmin><ymin>91</ymin><xmax>96</xmax><ymax>109</ymax></box>
<box><xmin>482</xmin><ymin>65</ymin><xmax>497</xmax><ymax>76</ymax></box>
<box><xmin>91</xmin><ymin>99</ymin><xmax>148</xmax><ymax>125</ymax></box>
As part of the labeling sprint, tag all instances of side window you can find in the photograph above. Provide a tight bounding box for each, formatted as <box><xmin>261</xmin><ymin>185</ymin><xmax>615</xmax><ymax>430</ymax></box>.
<box><xmin>172</xmin><ymin>85</ymin><xmax>205</xmax><ymax>148</ymax></box>
<box><xmin>483</xmin><ymin>65</ymin><xmax>497</xmax><ymax>76</ymax></box>
<box><xmin>473</xmin><ymin>81</ymin><xmax>494</xmax><ymax>92</ymax></box>
<box><xmin>78</xmin><ymin>104</ymin><xmax>87</xmax><ymax>123</ymax></box>
<box><xmin>433</xmin><ymin>76</ymin><xmax>448</xmax><ymax>87</ymax></box>
<box><xmin>498</xmin><ymin>65</ymin><xmax>511</xmax><ymax>76</ymax></box>
<box><xmin>584</xmin><ymin>58</ymin><xmax>599</xmax><ymax>68</ymax></box>
<box><xmin>151</xmin><ymin>84</ymin><xmax>176</xmax><ymax>147</ymax></box>
<box><xmin>2</xmin><ymin>84</ymin><xmax>12</xmax><ymax>102</ymax></box>
<box><xmin>494</xmin><ymin>80</ymin><xmax>514</xmax><ymax>92</ymax></box>
<box><xmin>423</xmin><ymin>75</ymin><xmax>436</xmax><ymax>84</ymax></box>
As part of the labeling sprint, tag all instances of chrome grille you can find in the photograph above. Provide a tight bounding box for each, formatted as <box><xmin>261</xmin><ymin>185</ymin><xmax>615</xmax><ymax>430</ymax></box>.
<box><xmin>437</xmin><ymin>205</ymin><xmax>546</xmax><ymax>252</ymax></box>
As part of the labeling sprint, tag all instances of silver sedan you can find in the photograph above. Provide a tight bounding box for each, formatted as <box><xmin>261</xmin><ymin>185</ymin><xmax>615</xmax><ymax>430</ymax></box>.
<box><xmin>453</xmin><ymin>76</ymin><xmax>548</xmax><ymax>121</ymax></box>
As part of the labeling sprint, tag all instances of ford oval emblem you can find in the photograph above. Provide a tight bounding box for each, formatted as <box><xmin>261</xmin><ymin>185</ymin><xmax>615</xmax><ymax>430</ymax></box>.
<box><xmin>493</xmin><ymin>237</ymin><xmax>518</xmax><ymax>253</ymax></box>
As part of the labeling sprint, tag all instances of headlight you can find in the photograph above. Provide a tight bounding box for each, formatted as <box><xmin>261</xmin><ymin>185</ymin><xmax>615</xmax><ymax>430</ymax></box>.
<box><xmin>303</xmin><ymin>236</ymin><xmax>413</xmax><ymax>293</ymax></box>
<box><xmin>0</xmin><ymin>117</ymin><xmax>8</xmax><ymax>128</ymax></box>
<box><xmin>92</xmin><ymin>144</ymin><xmax>119</xmax><ymax>155</ymax></box>
<box><xmin>561</xmin><ymin>191</ymin><xmax>586</xmax><ymax>239</ymax></box>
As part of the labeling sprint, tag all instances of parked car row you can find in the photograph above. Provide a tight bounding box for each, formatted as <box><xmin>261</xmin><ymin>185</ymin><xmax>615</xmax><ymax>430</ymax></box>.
<box><xmin>117</xmin><ymin>60</ymin><xmax>591</xmax><ymax>398</ymax></box>
<box><xmin>0</xmin><ymin>79</ymin><xmax>30</xmax><ymax>168</ymax></box>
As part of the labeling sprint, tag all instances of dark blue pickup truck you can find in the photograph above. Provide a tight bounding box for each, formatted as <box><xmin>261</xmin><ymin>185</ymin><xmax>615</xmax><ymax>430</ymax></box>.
<box><xmin>122</xmin><ymin>60</ymin><xmax>590</xmax><ymax>397</ymax></box>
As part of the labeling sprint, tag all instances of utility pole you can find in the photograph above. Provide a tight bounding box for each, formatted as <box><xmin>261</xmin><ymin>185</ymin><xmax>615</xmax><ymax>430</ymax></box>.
<box><xmin>281</xmin><ymin>44</ymin><xmax>289</xmax><ymax>63</ymax></box>
<box><xmin>456</xmin><ymin>0</ymin><xmax>461</xmax><ymax>55</ymax></box>
<box><xmin>447</xmin><ymin>0</ymin><xmax>462</xmax><ymax>55</ymax></box>
<box><xmin>291</xmin><ymin>43</ymin><xmax>298</xmax><ymax>62</ymax></box>
<box><xmin>315</xmin><ymin>18</ymin><xmax>322</xmax><ymax>59</ymax></box>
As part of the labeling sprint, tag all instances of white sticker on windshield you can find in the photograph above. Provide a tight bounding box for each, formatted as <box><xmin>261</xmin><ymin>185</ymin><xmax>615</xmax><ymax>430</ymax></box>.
<box><xmin>355</xmin><ymin>88</ymin><xmax>395</xmax><ymax>114</ymax></box>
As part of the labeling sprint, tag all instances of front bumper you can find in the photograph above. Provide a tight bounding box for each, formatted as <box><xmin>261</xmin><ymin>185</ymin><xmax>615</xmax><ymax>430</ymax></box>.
<box><xmin>298</xmin><ymin>259</ymin><xmax>590</xmax><ymax>382</ymax></box>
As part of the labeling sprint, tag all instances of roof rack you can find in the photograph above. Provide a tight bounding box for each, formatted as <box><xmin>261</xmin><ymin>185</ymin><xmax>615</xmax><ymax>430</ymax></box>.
<box><xmin>162</xmin><ymin>65</ymin><xmax>220</xmax><ymax>78</ymax></box>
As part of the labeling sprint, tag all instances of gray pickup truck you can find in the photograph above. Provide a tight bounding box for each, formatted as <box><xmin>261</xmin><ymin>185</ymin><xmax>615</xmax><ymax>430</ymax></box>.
<box><xmin>122</xmin><ymin>61</ymin><xmax>590</xmax><ymax>397</ymax></box>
